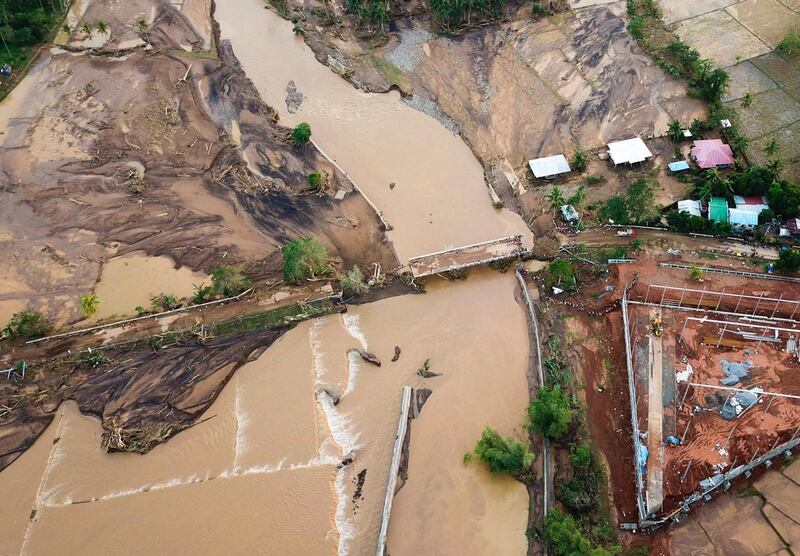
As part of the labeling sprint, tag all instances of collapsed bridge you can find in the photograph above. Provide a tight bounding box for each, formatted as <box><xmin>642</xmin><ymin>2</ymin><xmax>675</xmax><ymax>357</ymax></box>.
<box><xmin>407</xmin><ymin>235</ymin><xmax>526</xmax><ymax>278</ymax></box>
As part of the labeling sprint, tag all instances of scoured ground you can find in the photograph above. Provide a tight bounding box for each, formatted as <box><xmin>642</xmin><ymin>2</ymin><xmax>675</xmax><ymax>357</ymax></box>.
<box><xmin>0</xmin><ymin>0</ymin><xmax>395</xmax><ymax>327</ymax></box>
<box><xmin>0</xmin><ymin>326</ymin><xmax>287</xmax><ymax>471</ymax></box>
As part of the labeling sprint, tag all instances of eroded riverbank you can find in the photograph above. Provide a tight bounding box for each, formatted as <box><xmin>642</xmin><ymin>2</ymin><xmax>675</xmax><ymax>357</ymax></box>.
<box><xmin>214</xmin><ymin>0</ymin><xmax>532</xmax><ymax>263</ymax></box>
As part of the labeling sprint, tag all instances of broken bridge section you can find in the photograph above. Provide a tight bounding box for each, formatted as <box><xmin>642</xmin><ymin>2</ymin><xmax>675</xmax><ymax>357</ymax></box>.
<box><xmin>407</xmin><ymin>235</ymin><xmax>525</xmax><ymax>278</ymax></box>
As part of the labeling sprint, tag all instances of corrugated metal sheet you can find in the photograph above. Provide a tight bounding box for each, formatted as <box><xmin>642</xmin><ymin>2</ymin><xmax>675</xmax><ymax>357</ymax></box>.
<box><xmin>678</xmin><ymin>199</ymin><xmax>701</xmax><ymax>217</ymax></box>
<box><xmin>528</xmin><ymin>154</ymin><xmax>571</xmax><ymax>178</ymax></box>
<box><xmin>608</xmin><ymin>137</ymin><xmax>652</xmax><ymax>165</ymax></box>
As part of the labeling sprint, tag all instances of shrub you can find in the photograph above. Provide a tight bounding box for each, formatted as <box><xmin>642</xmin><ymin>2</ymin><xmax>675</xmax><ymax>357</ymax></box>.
<box><xmin>308</xmin><ymin>172</ymin><xmax>322</xmax><ymax>189</ymax></box>
<box><xmin>282</xmin><ymin>237</ymin><xmax>330</xmax><ymax>283</ymax></box>
<box><xmin>627</xmin><ymin>16</ymin><xmax>645</xmax><ymax>40</ymax></box>
<box><xmin>689</xmin><ymin>264</ymin><xmax>704</xmax><ymax>281</ymax></box>
<box><xmin>339</xmin><ymin>265</ymin><xmax>369</xmax><ymax>295</ymax></box>
<box><xmin>571</xmin><ymin>149</ymin><xmax>588</xmax><ymax>172</ymax></box>
<box><xmin>151</xmin><ymin>293</ymin><xmax>180</xmax><ymax>312</ymax></box>
<box><xmin>777</xmin><ymin>29</ymin><xmax>800</xmax><ymax>58</ymax></box>
<box><xmin>557</xmin><ymin>443</ymin><xmax>604</xmax><ymax>514</ymax></box>
<box><xmin>528</xmin><ymin>385</ymin><xmax>574</xmax><ymax>440</ymax></box>
<box><xmin>585</xmin><ymin>175</ymin><xmax>606</xmax><ymax>185</ymax></box>
<box><xmin>543</xmin><ymin>509</ymin><xmax>613</xmax><ymax>556</ymax></box>
<box><xmin>2</xmin><ymin>309</ymin><xmax>52</xmax><ymax>339</ymax></box>
<box><xmin>80</xmin><ymin>293</ymin><xmax>100</xmax><ymax>317</ymax></box>
<box><xmin>210</xmin><ymin>266</ymin><xmax>251</xmax><ymax>297</ymax></box>
<box><xmin>471</xmin><ymin>427</ymin><xmax>533</xmax><ymax>480</ymax></box>
<box><xmin>192</xmin><ymin>283</ymin><xmax>214</xmax><ymax>304</ymax></box>
<box><xmin>292</xmin><ymin>122</ymin><xmax>312</xmax><ymax>144</ymax></box>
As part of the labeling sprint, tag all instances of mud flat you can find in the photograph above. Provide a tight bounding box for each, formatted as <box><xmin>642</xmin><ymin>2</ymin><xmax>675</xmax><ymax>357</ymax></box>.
<box><xmin>214</xmin><ymin>1</ymin><xmax>532</xmax><ymax>263</ymax></box>
<box><xmin>0</xmin><ymin>270</ymin><xmax>531</xmax><ymax>554</ymax></box>
<box><xmin>93</xmin><ymin>253</ymin><xmax>210</xmax><ymax>319</ymax></box>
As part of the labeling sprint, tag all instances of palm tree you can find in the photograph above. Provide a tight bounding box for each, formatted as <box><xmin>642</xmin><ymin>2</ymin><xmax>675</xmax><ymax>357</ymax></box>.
<box><xmin>96</xmin><ymin>20</ymin><xmax>108</xmax><ymax>35</ymax></box>
<box><xmin>136</xmin><ymin>18</ymin><xmax>150</xmax><ymax>46</ymax></box>
<box><xmin>80</xmin><ymin>21</ymin><xmax>92</xmax><ymax>35</ymax></box>
<box><xmin>545</xmin><ymin>186</ymin><xmax>565</xmax><ymax>211</ymax></box>
<box><xmin>765</xmin><ymin>159</ymin><xmax>783</xmax><ymax>180</ymax></box>
<box><xmin>689</xmin><ymin>264</ymin><xmax>704</xmax><ymax>282</ymax></box>
<box><xmin>729</xmin><ymin>131</ymin><xmax>749</xmax><ymax>155</ymax></box>
<box><xmin>763</xmin><ymin>139</ymin><xmax>779</xmax><ymax>158</ymax></box>
<box><xmin>667</xmin><ymin>119</ymin><xmax>683</xmax><ymax>143</ymax></box>
<box><xmin>80</xmin><ymin>293</ymin><xmax>100</xmax><ymax>318</ymax></box>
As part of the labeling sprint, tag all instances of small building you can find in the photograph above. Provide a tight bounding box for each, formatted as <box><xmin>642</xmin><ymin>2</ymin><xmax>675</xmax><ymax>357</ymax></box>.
<box><xmin>560</xmin><ymin>204</ymin><xmax>580</xmax><ymax>226</ymax></box>
<box><xmin>668</xmin><ymin>160</ymin><xmax>690</xmax><ymax>174</ymax></box>
<box><xmin>677</xmin><ymin>199</ymin><xmax>701</xmax><ymax>217</ymax></box>
<box><xmin>729</xmin><ymin>208</ymin><xmax>759</xmax><ymax>229</ymax></box>
<box><xmin>709</xmin><ymin>197</ymin><xmax>729</xmax><ymax>224</ymax></box>
<box><xmin>528</xmin><ymin>154</ymin><xmax>571</xmax><ymax>179</ymax></box>
<box><xmin>691</xmin><ymin>139</ymin><xmax>734</xmax><ymax>169</ymax></box>
<box><xmin>607</xmin><ymin>137</ymin><xmax>653</xmax><ymax>166</ymax></box>
<box><xmin>785</xmin><ymin>218</ymin><xmax>800</xmax><ymax>236</ymax></box>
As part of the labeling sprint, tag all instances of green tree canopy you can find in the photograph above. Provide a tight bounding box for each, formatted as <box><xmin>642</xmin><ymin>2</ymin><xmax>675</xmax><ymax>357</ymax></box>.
<box><xmin>282</xmin><ymin>237</ymin><xmax>330</xmax><ymax>283</ymax></box>
<box><xmin>543</xmin><ymin>509</ymin><xmax>613</xmax><ymax>556</ymax></box>
<box><xmin>528</xmin><ymin>385</ymin><xmax>574</xmax><ymax>440</ymax></box>
<box><xmin>776</xmin><ymin>249</ymin><xmax>800</xmax><ymax>273</ymax></box>
<box><xmin>471</xmin><ymin>427</ymin><xmax>533</xmax><ymax>480</ymax></box>
<box><xmin>210</xmin><ymin>265</ymin><xmax>251</xmax><ymax>297</ymax></box>
<box><xmin>292</xmin><ymin>122</ymin><xmax>312</xmax><ymax>144</ymax></box>
<box><xmin>767</xmin><ymin>180</ymin><xmax>800</xmax><ymax>218</ymax></box>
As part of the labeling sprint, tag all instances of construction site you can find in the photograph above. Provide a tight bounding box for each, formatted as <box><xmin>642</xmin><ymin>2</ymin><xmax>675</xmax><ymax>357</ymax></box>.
<box><xmin>620</xmin><ymin>267</ymin><xmax>800</xmax><ymax>528</ymax></box>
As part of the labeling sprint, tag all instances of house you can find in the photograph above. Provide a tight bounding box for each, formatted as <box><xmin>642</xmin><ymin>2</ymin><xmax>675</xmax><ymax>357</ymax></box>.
<box><xmin>677</xmin><ymin>199</ymin><xmax>701</xmax><ymax>217</ymax></box>
<box><xmin>529</xmin><ymin>154</ymin><xmax>571</xmax><ymax>179</ymax></box>
<box><xmin>708</xmin><ymin>197</ymin><xmax>729</xmax><ymax>224</ymax></box>
<box><xmin>691</xmin><ymin>139</ymin><xmax>734</xmax><ymax>169</ymax></box>
<box><xmin>607</xmin><ymin>137</ymin><xmax>653</xmax><ymax>166</ymax></box>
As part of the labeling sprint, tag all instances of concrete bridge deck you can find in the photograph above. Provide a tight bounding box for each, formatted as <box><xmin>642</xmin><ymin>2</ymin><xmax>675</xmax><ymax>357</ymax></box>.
<box><xmin>407</xmin><ymin>235</ymin><xmax>525</xmax><ymax>278</ymax></box>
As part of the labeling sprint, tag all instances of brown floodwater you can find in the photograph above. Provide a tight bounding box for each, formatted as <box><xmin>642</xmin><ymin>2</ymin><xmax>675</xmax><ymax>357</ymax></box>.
<box><xmin>213</xmin><ymin>0</ymin><xmax>532</xmax><ymax>263</ymax></box>
<box><xmin>0</xmin><ymin>271</ymin><xmax>530</xmax><ymax>555</ymax></box>
<box><xmin>93</xmin><ymin>253</ymin><xmax>210</xmax><ymax>319</ymax></box>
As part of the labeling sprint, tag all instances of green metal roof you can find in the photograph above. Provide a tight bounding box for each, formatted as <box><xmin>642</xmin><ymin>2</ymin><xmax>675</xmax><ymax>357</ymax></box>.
<box><xmin>709</xmin><ymin>197</ymin><xmax>729</xmax><ymax>223</ymax></box>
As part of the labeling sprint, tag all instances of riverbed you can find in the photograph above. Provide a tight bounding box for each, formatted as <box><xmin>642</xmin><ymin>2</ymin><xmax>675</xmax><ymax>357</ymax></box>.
<box><xmin>0</xmin><ymin>0</ymin><xmax>535</xmax><ymax>553</ymax></box>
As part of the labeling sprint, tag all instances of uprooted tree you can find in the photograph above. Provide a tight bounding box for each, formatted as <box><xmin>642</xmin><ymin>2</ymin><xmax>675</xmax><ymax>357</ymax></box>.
<box><xmin>467</xmin><ymin>426</ymin><xmax>533</xmax><ymax>481</ymax></box>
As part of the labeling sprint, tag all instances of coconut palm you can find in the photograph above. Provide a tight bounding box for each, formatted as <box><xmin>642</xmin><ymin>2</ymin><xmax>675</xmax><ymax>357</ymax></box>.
<box><xmin>667</xmin><ymin>119</ymin><xmax>683</xmax><ymax>143</ymax></box>
<box><xmin>80</xmin><ymin>293</ymin><xmax>100</xmax><ymax>318</ymax></box>
<box><xmin>96</xmin><ymin>20</ymin><xmax>109</xmax><ymax>35</ymax></box>
<box><xmin>80</xmin><ymin>21</ymin><xmax>92</xmax><ymax>35</ymax></box>
<box><xmin>763</xmin><ymin>139</ymin><xmax>780</xmax><ymax>158</ymax></box>
<box><xmin>765</xmin><ymin>159</ymin><xmax>783</xmax><ymax>180</ymax></box>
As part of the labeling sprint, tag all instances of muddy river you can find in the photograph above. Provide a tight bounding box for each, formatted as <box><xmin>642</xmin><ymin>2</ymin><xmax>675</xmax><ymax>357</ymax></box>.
<box><xmin>1</xmin><ymin>271</ymin><xmax>530</xmax><ymax>555</ymax></box>
<box><xmin>0</xmin><ymin>1</ymin><xmax>534</xmax><ymax>554</ymax></box>
<box><xmin>214</xmin><ymin>1</ymin><xmax>531</xmax><ymax>264</ymax></box>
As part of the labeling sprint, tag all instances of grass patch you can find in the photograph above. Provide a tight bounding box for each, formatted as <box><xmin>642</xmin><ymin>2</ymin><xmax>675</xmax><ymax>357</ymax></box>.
<box><xmin>370</xmin><ymin>55</ymin><xmax>403</xmax><ymax>84</ymax></box>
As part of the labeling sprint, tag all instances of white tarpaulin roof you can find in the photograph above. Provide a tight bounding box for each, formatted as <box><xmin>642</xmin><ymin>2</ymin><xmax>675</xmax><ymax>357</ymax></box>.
<box><xmin>729</xmin><ymin>208</ymin><xmax>759</xmax><ymax>228</ymax></box>
<box><xmin>678</xmin><ymin>199</ymin><xmax>701</xmax><ymax>217</ymax></box>
<box><xmin>607</xmin><ymin>137</ymin><xmax>653</xmax><ymax>165</ymax></box>
<box><xmin>529</xmin><ymin>154</ymin><xmax>571</xmax><ymax>178</ymax></box>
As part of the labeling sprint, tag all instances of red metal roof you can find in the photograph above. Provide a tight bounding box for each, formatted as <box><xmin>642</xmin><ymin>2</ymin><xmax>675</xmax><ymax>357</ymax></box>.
<box><xmin>691</xmin><ymin>139</ymin><xmax>734</xmax><ymax>169</ymax></box>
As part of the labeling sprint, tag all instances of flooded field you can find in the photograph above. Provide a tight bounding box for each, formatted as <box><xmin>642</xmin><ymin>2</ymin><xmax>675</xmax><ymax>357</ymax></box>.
<box><xmin>214</xmin><ymin>1</ymin><xmax>532</xmax><ymax>263</ymax></box>
<box><xmin>0</xmin><ymin>271</ymin><xmax>530</xmax><ymax>554</ymax></box>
